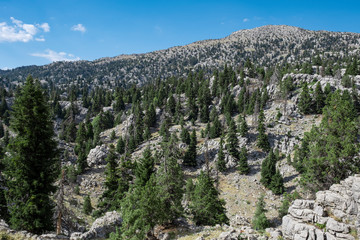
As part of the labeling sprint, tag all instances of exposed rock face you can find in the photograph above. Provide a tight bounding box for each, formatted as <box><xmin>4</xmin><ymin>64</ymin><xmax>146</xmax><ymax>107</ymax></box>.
<box><xmin>282</xmin><ymin>174</ymin><xmax>360</xmax><ymax>240</ymax></box>
<box><xmin>70</xmin><ymin>211</ymin><xmax>122</xmax><ymax>240</ymax></box>
<box><xmin>86</xmin><ymin>145</ymin><xmax>108</xmax><ymax>167</ymax></box>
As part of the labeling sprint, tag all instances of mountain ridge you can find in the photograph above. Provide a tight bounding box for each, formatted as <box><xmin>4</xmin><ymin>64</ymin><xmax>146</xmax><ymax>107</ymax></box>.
<box><xmin>1</xmin><ymin>25</ymin><xmax>360</xmax><ymax>86</ymax></box>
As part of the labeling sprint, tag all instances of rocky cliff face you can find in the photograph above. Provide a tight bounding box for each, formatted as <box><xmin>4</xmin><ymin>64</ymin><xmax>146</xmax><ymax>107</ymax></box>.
<box><xmin>282</xmin><ymin>174</ymin><xmax>360</xmax><ymax>240</ymax></box>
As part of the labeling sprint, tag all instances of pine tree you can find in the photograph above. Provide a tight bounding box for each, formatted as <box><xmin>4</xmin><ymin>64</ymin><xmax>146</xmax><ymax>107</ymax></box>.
<box><xmin>135</xmin><ymin>147</ymin><xmax>155</xmax><ymax>187</ymax></box>
<box><xmin>4</xmin><ymin>76</ymin><xmax>59</xmax><ymax>234</ymax></box>
<box><xmin>300</xmin><ymin>90</ymin><xmax>359</xmax><ymax>191</ymax></box>
<box><xmin>190</xmin><ymin>171</ymin><xmax>229</xmax><ymax>226</ymax></box>
<box><xmin>226</xmin><ymin>119</ymin><xmax>239</xmax><ymax>160</ymax></box>
<box><xmin>0</xmin><ymin>122</ymin><xmax>4</xmax><ymax>138</ymax></box>
<box><xmin>239</xmin><ymin>115</ymin><xmax>248</xmax><ymax>137</ymax></box>
<box><xmin>216</xmin><ymin>136</ymin><xmax>226</xmax><ymax>172</ymax></box>
<box><xmin>83</xmin><ymin>195</ymin><xmax>93</xmax><ymax>215</ymax></box>
<box><xmin>183</xmin><ymin>130</ymin><xmax>197</xmax><ymax>167</ymax></box>
<box><xmin>180</xmin><ymin>127</ymin><xmax>191</xmax><ymax>145</ymax></box>
<box><xmin>120</xmin><ymin>175</ymin><xmax>165</xmax><ymax>240</ymax></box>
<box><xmin>260</xmin><ymin>149</ymin><xmax>276</xmax><ymax>188</ymax></box>
<box><xmin>314</xmin><ymin>82</ymin><xmax>325</xmax><ymax>114</ymax></box>
<box><xmin>145</xmin><ymin>103</ymin><xmax>156</xmax><ymax>128</ymax></box>
<box><xmin>257</xmin><ymin>110</ymin><xmax>270</xmax><ymax>152</ymax></box>
<box><xmin>298</xmin><ymin>82</ymin><xmax>312</xmax><ymax>114</ymax></box>
<box><xmin>116</xmin><ymin>136</ymin><xmax>125</xmax><ymax>154</ymax></box>
<box><xmin>0</xmin><ymin>146</ymin><xmax>9</xmax><ymax>221</ymax></box>
<box><xmin>200</xmin><ymin>105</ymin><xmax>209</xmax><ymax>123</ymax></box>
<box><xmin>269</xmin><ymin>170</ymin><xmax>285</xmax><ymax>195</ymax></box>
<box><xmin>98</xmin><ymin>145</ymin><xmax>121</xmax><ymax>212</ymax></box>
<box><xmin>209</xmin><ymin>114</ymin><xmax>222</xmax><ymax>139</ymax></box>
<box><xmin>238</xmin><ymin>146</ymin><xmax>250</xmax><ymax>174</ymax></box>
<box><xmin>157</xmin><ymin>139</ymin><xmax>185</xmax><ymax>223</ymax></box>
<box><xmin>252</xmin><ymin>195</ymin><xmax>269</xmax><ymax>231</ymax></box>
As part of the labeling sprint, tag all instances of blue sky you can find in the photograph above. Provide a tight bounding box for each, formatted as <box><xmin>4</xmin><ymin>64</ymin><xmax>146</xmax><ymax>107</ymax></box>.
<box><xmin>1</xmin><ymin>0</ymin><xmax>360</xmax><ymax>70</ymax></box>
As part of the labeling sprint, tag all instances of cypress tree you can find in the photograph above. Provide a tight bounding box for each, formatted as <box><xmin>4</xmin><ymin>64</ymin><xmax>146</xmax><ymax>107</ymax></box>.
<box><xmin>183</xmin><ymin>130</ymin><xmax>197</xmax><ymax>167</ymax></box>
<box><xmin>4</xmin><ymin>76</ymin><xmax>59</xmax><ymax>234</ymax></box>
<box><xmin>238</xmin><ymin>146</ymin><xmax>250</xmax><ymax>174</ymax></box>
<box><xmin>190</xmin><ymin>171</ymin><xmax>228</xmax><ymax>226</ymax></box>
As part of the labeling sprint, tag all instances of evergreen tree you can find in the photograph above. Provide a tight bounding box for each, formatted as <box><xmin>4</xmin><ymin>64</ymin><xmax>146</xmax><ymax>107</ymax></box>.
<box><xmin>116</xmin><ymin>136</ymin><xmax>125</xmax><ymax>154</ymax></box>
<box><xmin>190</xmin><ymin>171</ymin><xmax>228</xmax><ymax>226</ymax></box>
<box><xmin>145</xmin><ymin>103</ymin><xmax>156</xmax><ymax>128</ymax></box>
<box><xmin>200</xmin><ymin>105</ymin><xmax>209</xmax><ymax>123</ymax></box>
<box><xmin>216</xmin><ymin>136</ymin><xmax>226</xmax><ymax>172</ymax></box>
<box><xmin>298</xmin><ymin>82</ymin><xmax>312</xmax><ymax>114</ymax></box>
<box><xmin>226</xmin><ymin>119</ymin><xmax>239</xmax><ymax>160</ymax></box>
<box><xmin>135</xmin><ymin>147</ymin><xmax>155</xmax><ymax>187</ymax></box>
<box><xmin>0</xmin><ymin>146</ymin><xmax>9</xmax><ymax>221</ymax></box>
<box><xmin>98</xmin><ymin>145</ymin><xmax>121</xmax><ymax>212</ymax></box>
<box><xmin>252</xmin><ymin>195</ymin><xmax>269</xmax><ymax>231</ymax></box>
<box><xmin>313</xmin><ymin>82</ymin><xmax>325</xmax><ymax>114</ymax></box>
<box><xmin>83</xmin><ymin>195</ymin><xmax>93</xmax><ymax>215</ymax></box>
<box><xmin>0</xmin><ymin>122</ymin><xmax>4</xmax><ymax>138</ymax></box>
<box><xmin>269</xmin><ymin>170</ymin><xmax>285</xmax><ymax>195</ymax></box>
<box><xmin>238</xmin><ymin>146</ymin><xmax>250</xmax><ymax>174</ymax></box>
<box><xmin>260</xmin><ymin>150</ymin><xmax>276</xmax><ymax>188</ymax></box>
<box><xmin>180</xmin><ymin>127</ymin><xmax>191</xmax><ymax>145</ymax></box>
<box><xmin>120</xmin><ymin>175</ymin><xmax>165</xmax><ymax>240</ymax></box>
<box><xmin>239</xmin><ymin>115</ymin><xmax>248</xmax><ymax>137</ymax></box>
<box><xmin>157</xmin><ymin>139</ymin><xmax>185</xmax><ymax>223</ymax></box>
<box><xmin>183</xmin><ymin>130</ymin><xmax>197</xmax><ymax>167</ymax></box>
<box><xmin>300</xmin><ymin>90</ymin><xmax>359</xmax><ymax>191</ymax></box>
<box><xmin>256</xmin><ymin>110</ymin><xmax>270</xmax><ymax>152</ymax></box>
<box><xmin>4</xmin><ymin>76</ymin><xmax>59</xmax><ymax>234</ymax></box>
<box><xmin>209</xmin><ymin>114</ymin><xmax>222</xmax><ymax>139</ymax></box>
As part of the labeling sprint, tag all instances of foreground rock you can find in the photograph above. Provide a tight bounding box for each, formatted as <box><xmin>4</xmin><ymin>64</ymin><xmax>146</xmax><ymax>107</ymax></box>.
<box><xmin>282</xmin><ymin>174</ymin><xmax>360</xmax><ymax>240</ymax></box>
<box><xmin>70</xmin><ymin>211</ymin><xmax>122</xmax><ymax>240</ymax></box>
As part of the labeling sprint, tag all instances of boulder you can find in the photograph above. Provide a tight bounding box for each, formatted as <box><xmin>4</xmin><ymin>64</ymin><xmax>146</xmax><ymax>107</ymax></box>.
<box><xmin>86</xmin><ymin>145</ymin><xmax>108</xmax><ymax>167</ymax></box>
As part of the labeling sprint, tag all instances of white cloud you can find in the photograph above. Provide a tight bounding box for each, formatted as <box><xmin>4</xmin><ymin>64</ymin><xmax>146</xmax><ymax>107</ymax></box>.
<box><xmin>0</xmin><ymin>17</ymin><xmax>50</xmax><ymax>42</ymax></box>
<box><xmin>243</xmin><ymin>18</ymin><xmax>250</xmax><ymax>22</ymax></box>
<box><xmin>71</xmin><ymin>24</ymin><xmax>86</xmax><ymax>33</ymax></box>
<box><xmin>1</xmin><ymin>67</ymin><xmax>10</xmax><ymax>71</ymax></box>
<box><xmin>38</xmin><ymin>23</ymin><xmax>50</xmax><ymax>32</ymax></box>
<box><xmin>35</xmin><ymin>37</ymin><xmax>45</xmax><ymax>42</ymax></box>
<box><xmin>31</xmin><ymin>49</ymin><xmax>80</xmax><ymax>62</ymax></box>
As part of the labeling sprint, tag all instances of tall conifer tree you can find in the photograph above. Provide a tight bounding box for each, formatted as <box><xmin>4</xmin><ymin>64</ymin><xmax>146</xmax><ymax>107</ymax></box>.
<box><xmin>4</xmin><ymin>76</ymin><xmax>59</xmax><ymax>233</ymax></box>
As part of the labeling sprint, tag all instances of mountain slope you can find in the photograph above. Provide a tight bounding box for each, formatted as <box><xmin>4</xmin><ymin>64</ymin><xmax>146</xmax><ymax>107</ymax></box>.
<box><xmin>1</xmin><ymin>25</ymin><xmax>360</xmax><ymax>85</ymax></box>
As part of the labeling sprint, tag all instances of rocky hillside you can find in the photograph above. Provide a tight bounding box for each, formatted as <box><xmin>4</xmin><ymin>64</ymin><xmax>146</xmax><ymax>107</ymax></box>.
<box><xmin>1</xmin><ymin>25</ymin><xmax>360</xmax><ymax>85</ymax></box>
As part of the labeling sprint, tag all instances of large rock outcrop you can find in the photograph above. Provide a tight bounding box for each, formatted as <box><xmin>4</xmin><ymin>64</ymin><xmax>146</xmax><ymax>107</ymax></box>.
<box><xmin>282</xmin><ymin>174</ymin><xmax>360</xmax><ymax>240</ymax></box>
<box><xmin>70</xmin><ymin>211</ymin><xmax>122</xmax><ymax>240</ymax></box>
<box><xmin>86</xmin><ymin>145</ymin><xmax>108</xmax><ymax>167</ymax></box>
